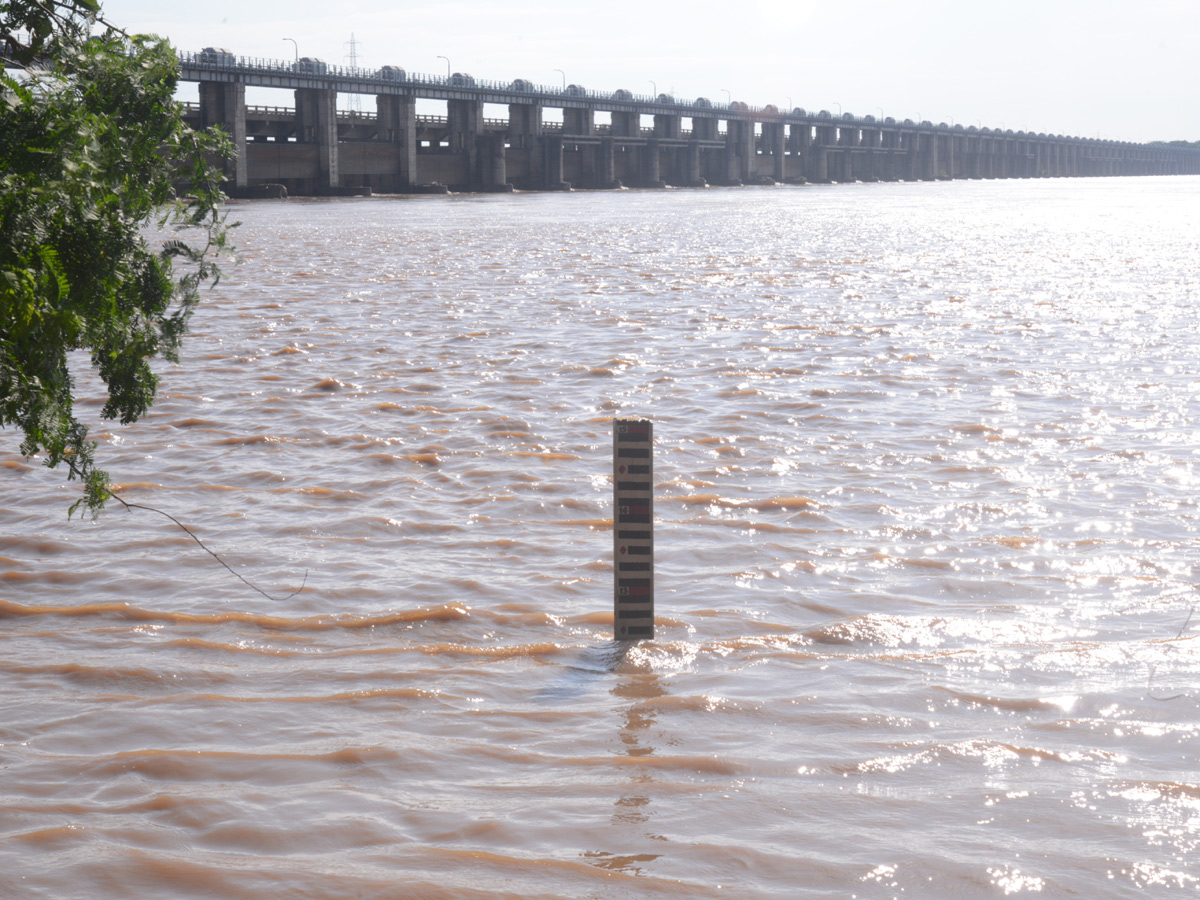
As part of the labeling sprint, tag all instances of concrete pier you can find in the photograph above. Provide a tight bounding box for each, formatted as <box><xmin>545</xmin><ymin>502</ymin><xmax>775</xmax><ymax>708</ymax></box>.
<box><xmin>179</xmin><ymin>50</ymin><xmax>1200</xmax><ymax>196</ymax></box>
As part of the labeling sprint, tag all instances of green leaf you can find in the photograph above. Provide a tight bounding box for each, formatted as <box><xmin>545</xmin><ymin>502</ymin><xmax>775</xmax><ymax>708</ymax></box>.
<box><xmin>0</xmin><ymin>2</ymin><xmax>235</xmax><ymax>515</ymax></box>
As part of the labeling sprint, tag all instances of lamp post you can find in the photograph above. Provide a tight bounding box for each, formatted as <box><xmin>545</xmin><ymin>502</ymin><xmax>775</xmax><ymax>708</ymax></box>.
<box><xmin>721</xmin><ymin>88</ymin><xmax>731</xmax><ymax>105</ymax></box>
<box><xmin>437</xmin><ymin>55</ymin><xmax>450</xmax><ymax>80</ymax></box>
<box><xmin>554</xmin><ymin>68</ymin><xmax>565</xmax><ymax>90</ymax></box>
<box><xmin>832</xmin><ymin>101</ymin><xmax>841</xmax><ymax>116</ymax></box>
<box><xmin>649</xmin><ymin>80</ymin><xmax>656</xmax><ymax>98</ymax></box>
<box><xmin>283</xmin><ymin>37</ymin><xmax>298</xmax><ymax>62</ymax></box>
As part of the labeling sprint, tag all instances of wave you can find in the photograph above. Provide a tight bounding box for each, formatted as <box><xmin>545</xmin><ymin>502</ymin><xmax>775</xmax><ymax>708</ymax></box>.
<box><xmin>0</xmin><ymin>598</ymin><xmax>473</xmax><ymax>631</ymax></box>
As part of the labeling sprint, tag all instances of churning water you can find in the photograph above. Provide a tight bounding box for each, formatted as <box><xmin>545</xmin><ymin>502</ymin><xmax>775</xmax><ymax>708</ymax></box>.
<box><xmin>4</xmin><ymin>177</ymin><xmax>1200</xmax><ymax>899</ymax></box>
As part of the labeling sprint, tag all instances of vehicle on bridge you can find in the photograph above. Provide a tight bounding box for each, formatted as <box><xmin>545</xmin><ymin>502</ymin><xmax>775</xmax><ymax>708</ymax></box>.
<box><xmin>295</xmin><ymin>57</ymin><xmax>327</xmax><ymax>75</ymax></box>
<box><xmin>199</xmin><ymin>47</ymin><xmax>235</xmax><ymax>65</ymax></box>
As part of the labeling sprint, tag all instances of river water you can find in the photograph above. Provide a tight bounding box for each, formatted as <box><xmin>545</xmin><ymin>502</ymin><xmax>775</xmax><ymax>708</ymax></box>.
<box><xmin>3</xmin><ymin>177</ymin><xmax>1200</xmax><ymax>899</ymax></box>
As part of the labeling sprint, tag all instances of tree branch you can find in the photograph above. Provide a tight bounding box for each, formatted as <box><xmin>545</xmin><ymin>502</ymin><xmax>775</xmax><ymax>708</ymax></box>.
<box><xmin>106</xmin><ymin>488</ymin><xmax>308</xmax><ymax>603</ymax></box>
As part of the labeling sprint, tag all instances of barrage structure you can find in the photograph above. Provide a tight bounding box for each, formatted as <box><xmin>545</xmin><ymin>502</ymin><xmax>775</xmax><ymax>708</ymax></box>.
<box><xmin>180</xmin><ymin>50</ymin><xmax>1200</xmax><ymax>196</ymax></box>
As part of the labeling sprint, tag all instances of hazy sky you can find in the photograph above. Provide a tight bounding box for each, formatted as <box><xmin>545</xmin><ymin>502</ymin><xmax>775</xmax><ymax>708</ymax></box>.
<box><xmin>99</xmin><ymin>0</ymin><xmax>1198</xmax><ymax>143</ymax></box>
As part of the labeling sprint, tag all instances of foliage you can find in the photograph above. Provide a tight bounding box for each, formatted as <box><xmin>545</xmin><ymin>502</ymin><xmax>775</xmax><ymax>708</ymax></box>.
<box><xmin>1</xmin><ymin>1</ymin><xmax>232</xmax><ymax>515</ymax></box>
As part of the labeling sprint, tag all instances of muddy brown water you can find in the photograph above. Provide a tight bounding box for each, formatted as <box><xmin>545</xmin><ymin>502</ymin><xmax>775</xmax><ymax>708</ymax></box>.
<box><xmin>3</xmin><ymin>178</ymin><xmax>1200</xmax><ymax>898</ymax></box>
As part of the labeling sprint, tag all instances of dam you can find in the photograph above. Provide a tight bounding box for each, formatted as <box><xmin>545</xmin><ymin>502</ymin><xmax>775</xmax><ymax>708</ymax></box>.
<box><xmin>179</xmin><ymin>49</ymin><xmax>1200</xmax><ymax>196</ymax></box>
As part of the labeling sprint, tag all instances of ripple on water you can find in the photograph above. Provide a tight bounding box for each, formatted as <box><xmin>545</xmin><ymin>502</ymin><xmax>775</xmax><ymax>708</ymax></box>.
<box><xmin>4</xmin><ymin>180</ymin><xmax>1200</xmax><ymax>898</ymax></box>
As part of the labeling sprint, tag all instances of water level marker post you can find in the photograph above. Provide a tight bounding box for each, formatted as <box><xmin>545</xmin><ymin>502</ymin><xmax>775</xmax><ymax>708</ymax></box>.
<box><xmin>613</xmin><ymin>419</ymin><xmax>654</xmax><ymax>640</ymax></box>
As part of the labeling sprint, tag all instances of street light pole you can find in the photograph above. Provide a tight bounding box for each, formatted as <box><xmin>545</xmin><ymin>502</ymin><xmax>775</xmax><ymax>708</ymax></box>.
<box><xmin>554</xmin><ymin>68</ymin><xmax>565</xmax><ymax>90</ymax></box>
<box><xmin>437</xmin><ymin>55</ymin><xmax>450</xmax><ymax>80</ymax></box>
<box><xmin>283</xmin><ymin>37</ymin><xmax>298</xmax><ymax>62</ymax></box>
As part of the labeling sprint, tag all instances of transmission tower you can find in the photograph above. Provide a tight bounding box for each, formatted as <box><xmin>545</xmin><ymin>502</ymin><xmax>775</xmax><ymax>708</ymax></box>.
<box><xmin>344</xmin><ymin>33</ymin><xmax>363</xmax><ymax>112</ymax></box>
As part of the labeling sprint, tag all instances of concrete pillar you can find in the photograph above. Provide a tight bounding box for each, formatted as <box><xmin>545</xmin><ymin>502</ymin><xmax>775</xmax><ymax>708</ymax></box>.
<box><xmin>773</xmin><ymin>127</ymin><xmax>787</xmax><ymax>183</ymax></box>
<box><xmin>788</xmin><ymin>123</ymin><xmax>809</xmax><ymax>154</ymax></box>
<box><xmin>757</xmin><ymin>122</ymin><xmax>785</xmax><ymax>182</ymax></box>
<box><xmin>838</xmin><ymin>126</ymin><xmax>857</xmax><ymax>181</ymax></box>
<box><xmin>901</xmin><ymin>132</ymin><xmax>916</xmax><ymax>180</ymax></box>
<box><xmin>643</xmin><ymin>137</ymin><xmax>664</xmax><ymax>187</ymax></box>
<box><xmin>723</xmin><ymin>118</ymin><xmax>753</xmax><ymax>184</ymax></box>
<box><xmin>508</xmin><ymin>102</ymin><xmax>542</xmax><ymax>146</ymax></box>
<box><xmin>740</xmin><ymin>121</ymin><xmax>754</xmax><ymax>183</ymax></box>
<box><xmin>654</xmin><ymin>114</ymin><xmax>682</xmax><ymax>139</ymax></box>
<box><xmin>563</xmin><ymin>107</ymin><xmax>594</xmax><ymax>135</ymax></box>
<box><xmin>789</xmin><ymin>123</ymin><xmax>812</xmax><ymax>182</ymax></box>
<box><xmin>376</xmin><ymin>94</ymin><xmax>417</xmax><ymax>188</ymax></box>
<box><xmin>611</xmin><ymin>111</ymin><xmax>639</xmax><ymax>138</ymax></box>
<box><xmin>692</xmin><ymin>116</ymin><xmax>718</xmax><ymax>141</ymax></box>
<box><xmin>811</xmin><ymin>144</ymin><xmax>829</xmax><ymax>183</ymax></box>
<box><xmin>294</xmin><ymin>88</ymin><xmax>317</xmax><ymax>143</ymax></box>
<box><xmin>723</xmin><ymin>122</ymin><xmax>740</xmax><ymax>184</ymax></box>
<box><xmin>600</xmin><ymin>136</ymin><xmax>618</xmax><ymax>187</ymax></box>
<box><xmin>922</xmin><ymin>132</ymin><xmax>938</xmax><ymax>181</ymax></box>
<box><xmin>447</xmin><ymin>99</ymin><xmax>481</xmax><ymax>183</ymax></box>
<box><xmin>543</xmin><ymin>134</ymin><xmax>568</xmax><ymax>189</ymax></box>
<box><xmin>447</xmin><ymin>99</ymin><xmax>482</xmax><ymax>150</ymax></box>
<box><xmin>296</xmin><ymin>87</ymin><xmax>338</xmax><ymax>191</ymax></box>
<box><xmin>878</xmin><ymin>130</ymin><xmax>898</xmax><ymax>181</ymax></box>
<box><xmin>812</xmin><ymin>124</ymin><xmax>835</xmax><ymax>182</ymax></box>
<box><xmin>199</xmin><ymin>81</ymin><xmax>248</xmax><ymax>189</ymax></box>
<box><xmin>860</xmin><ymin>130</ymin><xmax>880</xmax><ymax>181</ymax></box>
<box><xmin>686</xmin><ymin>138</ymin><xmax>704</xmax><ymax>185</ymax></box>
<box><xmin>480</xmin><ymin>133</ymin><xmax>507</xmax><ymax>188</ymax></box>
<box><xmin>944</xmin><ymin>133</ymin><xmax>956</xmax><ymax>179</ymax></box>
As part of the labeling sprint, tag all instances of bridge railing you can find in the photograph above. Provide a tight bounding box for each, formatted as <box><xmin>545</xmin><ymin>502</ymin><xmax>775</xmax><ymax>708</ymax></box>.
<box><xmin>174</xmin><ymin>50</ymin><xmax>1200</xmax><ymax>153</ymax></box>
<box><xmin>246</xmin><ymin>104</ymin><xmax>296</xmax><ymax>117</ymax></box>
<box><xmin>175</xmin><ymin>49</ymin><xmax>770</xmax><ymax>119</ymax></box>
